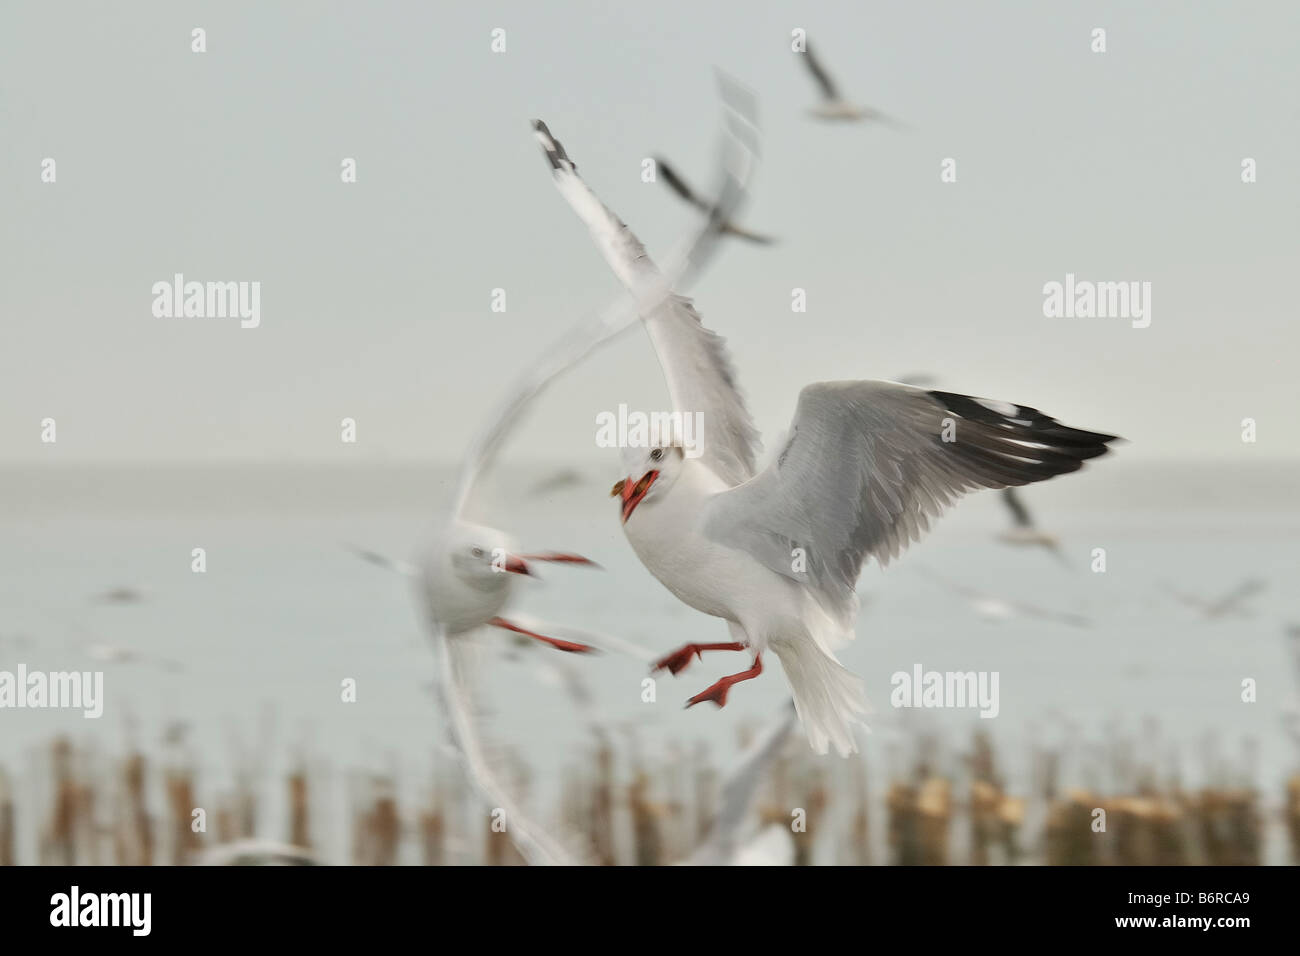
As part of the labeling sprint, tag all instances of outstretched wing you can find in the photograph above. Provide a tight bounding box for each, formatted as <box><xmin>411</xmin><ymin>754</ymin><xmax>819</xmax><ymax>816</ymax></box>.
<box><xmin>451</xmin><ymin>88</ymin><xmax>760</xmax><ymax>516</ymax></box>
<box><xmin>705</xmin><ymin>381</ymin><xmax>1118</xmax><ymax>627</ymax></box>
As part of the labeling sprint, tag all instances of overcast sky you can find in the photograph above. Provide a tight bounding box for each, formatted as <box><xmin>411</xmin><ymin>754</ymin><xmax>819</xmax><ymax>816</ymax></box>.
<box><xmin>3</xmin><ymin>0</ymin><xmax>1297</xmax><ymax>466</ymax></box>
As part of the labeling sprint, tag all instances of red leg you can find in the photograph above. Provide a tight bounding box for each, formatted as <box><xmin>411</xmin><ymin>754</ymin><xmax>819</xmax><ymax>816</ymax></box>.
<box><xmin>686</xmin><ymin>654</ymin><xmax>763</xmax><ymax>709</ymax></box>
<box><xmin>488</xmin><ymin>617</ymin><xmax>597</xmax><ymax>654</ymax></box>
<box><xmin>652</xmin><ymin>642</ymin><xmax>747</xmax><ymax>676</ymax></box>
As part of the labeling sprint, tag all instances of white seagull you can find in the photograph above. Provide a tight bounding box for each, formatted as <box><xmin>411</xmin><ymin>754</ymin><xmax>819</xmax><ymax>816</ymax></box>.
<box><xmin>799</xmin><ymin>41</ymin><xmax>904</xmax><ymax>126</ymax></box>
<box><xmin>535</xmin><ymin>122</ymin><xmax>1118</xmax><ymax>756</ymax></box>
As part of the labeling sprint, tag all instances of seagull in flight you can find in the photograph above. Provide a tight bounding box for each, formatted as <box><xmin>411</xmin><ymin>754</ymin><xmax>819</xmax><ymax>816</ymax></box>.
<box><xmin>535</xmin><ymin>121</ymin><xmax>1118</xmax><ymax>756</ymax></box>
<box><xmin>654</xmin><ymin>156</ymin><xmax>775</xmax><ymax>244</ymax></box>
<box><xmin>1163</xmin><ymin>577</ymin><xmax>1266</xmax><ymax>620</ymax></box>
<box><xmin>799</xmin><ymin>41</ymin><xmax>904</xmax><ymax>126</ymax></box>
<box><xmin>919</xmin><ymin>568</ymin><xmax>1091</xmax><ymax>628</ymax></box>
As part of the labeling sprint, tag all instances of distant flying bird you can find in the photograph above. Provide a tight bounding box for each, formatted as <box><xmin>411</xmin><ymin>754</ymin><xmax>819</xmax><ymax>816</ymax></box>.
<box><xmin>920</xmin><ymin>569</ymin><xmax>1091</xmax><ymax>628</ymax></box>
<box><xmin>1163</xmin><ymin>577</ymin><xmax>1266</xmax><ymax>620</ymax></box>
<box><xmin>89</xmin><ymin>586</ymin><xmax>146</xmax><ymax>605</ymax></box>
<box><xmin>997</xmin><ymin>488</ymin><xmax>1067</xmax><ymax>563</ymax></box>
<box><xmin>654</xmin><ymin>156</ymin><xmax>775</xmax><ymax>244</ymax></box>
<box><xmin>535</xmin><ymin>119</ymin><xmax>1117</xmax><ymax>755</ymax></box>
<box><xmin>799</xmin><ymin>42</ymin><xmax>904</xmax><ymax>126</ymax></box>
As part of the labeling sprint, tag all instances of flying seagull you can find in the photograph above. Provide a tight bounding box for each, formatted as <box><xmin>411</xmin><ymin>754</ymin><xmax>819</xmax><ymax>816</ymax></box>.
<box><xmin>535</xmin><ymin>121</ymin><xmax>1118</xmax><ymax>756</ymax></box>
<box><xmin>654</xmin><ymin>156</ymin><xmax>775</xmax><ymax>244</ymax></box>
<box><xmin>799</xmin><ymin>41</ymin><xmax>904</xmax><ymax>126</ymax></box>
<box><xmin>919</xmin><ymin>568</ymin><xmax>1091</xmax><ymax>628</ymax></box>
<box><xmin>1163</xmin><ymin>577</ymin><xmax>1266</xmax><ymax>620</ymax></box>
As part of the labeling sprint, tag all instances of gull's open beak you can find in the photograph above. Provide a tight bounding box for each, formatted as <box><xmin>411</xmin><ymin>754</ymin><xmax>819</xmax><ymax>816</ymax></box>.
<box><xmin>502</xmin><ymin>554</ymin><xmax>532</xmax><ymax>576</ymax></box>
<box><xmin>619</xmin><ymin>470</ymin><xmax>659</xmax><ymax>524</ymax></box>
<box><xmin>519</xmin><ymin>552</ymin><xmax>599</xmax><ymax>568</ymax></box>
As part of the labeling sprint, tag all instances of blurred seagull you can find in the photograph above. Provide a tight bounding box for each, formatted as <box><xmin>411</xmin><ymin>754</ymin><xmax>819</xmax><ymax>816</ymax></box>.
<box><xmin>920</xmin><ymin>568</ymin><xmax>1091</xmax><ymax>628</ymax></box>
<box><xmin>654</xmin><ymin>156</ymin><xmax>775</xmax><ymax>244</ymax></box>
<box><xmin>536</xmin><ymin>121</ymin><xmax>1117</xmax><ymax>755</ymax></box>
<box><xmin>89</xmin><ymin>586</ymin><xmax>146</xmax><ymax>605</ymax></box>
<box><xmin>1163</xmin><ymin>577</ymin><xmax>1266</xmax><ymax>620</ymax></box>
<box><xmin>799</xmin><ymin>41</ymin><xmax>904</xmax><ymax>126</ymax></box>
<box><xmin>403</xmin><ymin>85</ymin><xmax>764</xmax><ymax>866</ymax></box>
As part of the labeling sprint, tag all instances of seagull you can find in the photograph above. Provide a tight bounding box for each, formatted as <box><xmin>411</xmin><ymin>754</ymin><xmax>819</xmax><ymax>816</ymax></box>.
<box><xmin>1163</xmin><ymin>577</ymin><xmax>1266</xmax><ymax>620</ymax></box>
<box><xmin>654</xmin><ymin>156</ymin><xmax>775</xmax><ymax>244</ymax></box>
<box><xmin>535</xmin><ymin>122</ymin><xmax>1118</xmax><ymax>756</ymax></box>
<box><xmin>88</xmin><ymin>586</ymin><xmax>146</xmax><ymax>605</ymax></box>
<box><xmin>997</xmin><ymin>488</ymin><xmax>1067</xmax><ymax>563</ymax></box>
<box><xmin>918</xmin><ymin>568</ymin><xmax>1091</xmax><ymax>628</ymax></box>
<box><xmin>799</xmin><ymin>41</ymin><xmax>904</xmax><ymax>126</ymax></box>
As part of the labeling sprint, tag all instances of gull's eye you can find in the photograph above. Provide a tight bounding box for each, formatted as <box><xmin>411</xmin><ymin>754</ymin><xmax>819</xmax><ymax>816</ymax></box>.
<box><xmin>471</xmin><ymin>547</ymin><xmax>484</xmax><ymax>558</ymax></box>
<box><xmin>650</xmin><ymin>448</ymin><xmax>664</xmax><ymax>461</ymax></box>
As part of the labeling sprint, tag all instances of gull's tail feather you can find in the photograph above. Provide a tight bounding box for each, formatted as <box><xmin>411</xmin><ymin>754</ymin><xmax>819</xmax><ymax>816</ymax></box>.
<box><xmin>770</xmin><ymin>640</ymin><xmax>869</xmax><ymax>757</ymax></box>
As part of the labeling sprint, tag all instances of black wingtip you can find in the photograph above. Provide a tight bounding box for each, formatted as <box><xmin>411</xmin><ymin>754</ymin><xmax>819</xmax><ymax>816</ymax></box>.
<box><xmin>928</xmin><ymin>389</ymin><xmax>1122</xmax><ymax>486</ymax></box>
<box><xmin>532</xmin><ymin>118</ymin><xmax>575</xmax><ymax>171</ymax></box>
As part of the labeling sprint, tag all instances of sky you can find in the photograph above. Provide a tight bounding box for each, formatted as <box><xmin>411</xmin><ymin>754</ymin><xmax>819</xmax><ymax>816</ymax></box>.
<box><xmin>2</xmin><ymin>0</ymin><xmax>1297</xmax><ymax>466</ymax></box>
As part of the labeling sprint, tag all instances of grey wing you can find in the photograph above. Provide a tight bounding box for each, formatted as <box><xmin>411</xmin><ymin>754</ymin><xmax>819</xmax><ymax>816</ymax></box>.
<box><xmin>1001</xmin><ymin>487</ymin><xmax>1034</xmax><ymax>528</ymax></box>
<box><xmin>704</xmin><ymin>381</ymin><xmax>1118</xmax><ymax>627</ymax></box>
<box><xmin>802</xmin><ymin>42</ymin><xmax>840</xmax><ymax>100</ymax></box>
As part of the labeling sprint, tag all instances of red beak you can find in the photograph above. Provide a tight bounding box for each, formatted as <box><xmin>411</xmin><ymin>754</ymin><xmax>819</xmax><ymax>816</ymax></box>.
<box><xmin>502</xmin><ymin>554</ymin><xmax>532</xmax><ymax>576</ymax></box>
<box><xmin>519</xmin><ymin>552</ymin><xmax>599</xmax><ymax>568</ymax></box>
<box><xmin>616</xmin><ymin>471</ymin><xmax>659</xmax><ymax>523</ymax></box>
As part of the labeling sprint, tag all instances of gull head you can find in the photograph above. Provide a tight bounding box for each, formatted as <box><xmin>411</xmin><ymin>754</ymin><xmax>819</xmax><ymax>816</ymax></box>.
<box><xmin>444</xmin><ymin>522</ymin><xmax>532</xmax><ymax>586</ymax></box>
<box><xmin>417</xmin><ymin>522</ymin><xmax>533</xmax><ymax>633</ymax></box>
<box><xmin>611</xmin><ymin>444</ymin><xmax>683</xmax><ymax>523</ymax></box>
